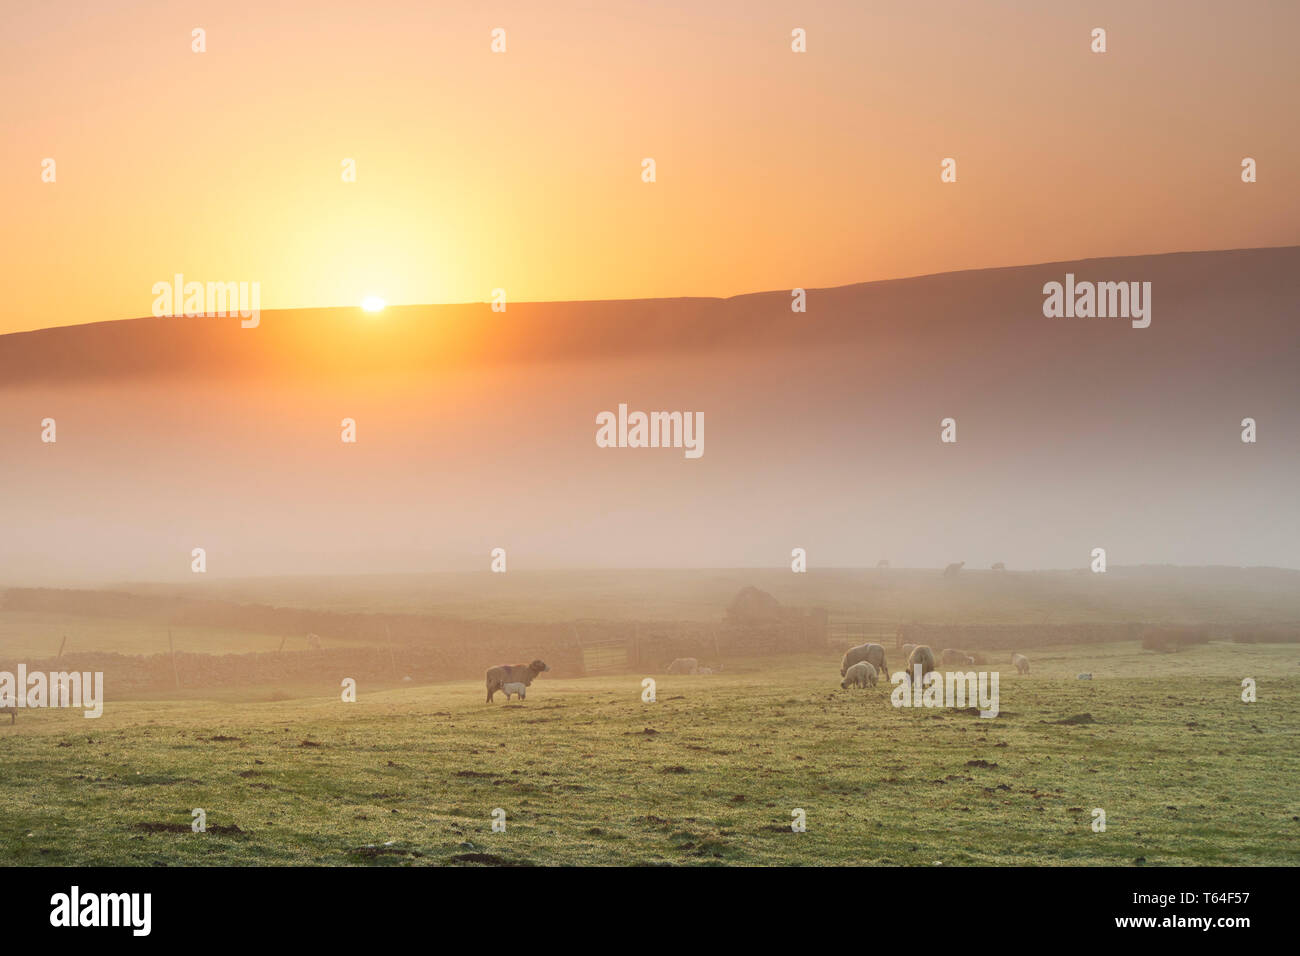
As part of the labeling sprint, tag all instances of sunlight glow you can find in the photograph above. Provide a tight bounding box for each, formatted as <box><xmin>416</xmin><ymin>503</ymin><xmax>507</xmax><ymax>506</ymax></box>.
<box><xmin>360</xmin><ymin>296</ymin><xmax>386</xmax><ymax>313</ymax></box>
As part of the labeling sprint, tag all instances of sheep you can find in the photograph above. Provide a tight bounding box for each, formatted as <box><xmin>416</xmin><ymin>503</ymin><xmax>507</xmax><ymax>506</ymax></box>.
<box><xmin>502</xmin><ymin>681</ymin><xmax>527</xmax><ymax>700</ymax></box>
<box><xmin>306</xmin><ymin>633</ymin><xmax>321</xmax><ymax>650</ymax></box>
<box><xmin>1076</xmin><ymin>673</ymin><xmax>1093</xmax><ymax>681</ymax></box>
<box><xmin>697</xmin><ymin>667</ymin><xmax>714</xmax><ymax>675</ymax></box>
<box><xmin>943</xmin><ymin>561</ymin><xmax>965</xmax><ymax>578</ymax></box>
<box><xmin>840</xmin><ymin>661</ymin><xmax>878</xmax><ymax>689</ymax></box>
<box><xmin>904</xmin><ymin>645</ymin><xmax>937</xmax><ymax>684</ymax></box>
<box><xmin>940</xmin><ymin>647</ymin><xmax>975</xmax><ymax>667</ymax></box>
<box><xmin>901</xmin><ymin>643</ymin><xmax>918</xmax><ymax>663</ymax></box>
<box><xmin>1011</xmin><ymin>653</ymin><xmax>1030</xmax><ymax>675</ymax></box>
<box><xmin>485</xmin><ymin>659</ymin><xmax>550</xmax><ymax>703</ymax></box>
<box><xmin>666</xmin><ymin>657</ymin><xmax>699</xmax><ymax>675</ymax></box>
<box><xmin>840</xmin><ymin>642</ymin><xmax>888</xmax><ymax>679</ymax></box>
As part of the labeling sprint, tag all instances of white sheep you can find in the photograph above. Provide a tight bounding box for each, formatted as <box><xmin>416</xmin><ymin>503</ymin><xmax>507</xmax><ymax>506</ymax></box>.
<box><xmin>502</xmin><ymin>681</ymin><xmax>527</xmax><ymax>700</ymax></box>
<box><xmin>840</xmin><ymin>661</ymin><xmax>878</xmax><ymax>689</ymax></box>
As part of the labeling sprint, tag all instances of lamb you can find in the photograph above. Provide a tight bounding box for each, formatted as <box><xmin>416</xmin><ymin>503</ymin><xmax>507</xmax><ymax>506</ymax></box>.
<box><xmin>485</xmin><ymin>659</ymin><xmax>550</xmax><ymax>703</ymax></box>
<box><xmin>840</xmin><ymin>642</ymin><xmax>888</xmax><ymax>678</ymax></box>
<box><xmin>502</xmin><ymin>681</ymin><xmax>527</xmax><ymax>700</ymax></box>
<box><xmin>840</xmin><ymin>661</ymin><xmax>878</xmax><ymax>689</ymax></box>
<box><xmin>1011</xmin><ymin>653</ymin><xmax>1030</xmax><ymax>675</ymax></box>
<box><xmin>940</xmin><ymin>647</ymin><xmax>975</xmax><ymax>666</ymax></box>
<box><xmin>666</xmin><ymin>657</ymin><xmax>699</xmax><ymax>675</ymax></box>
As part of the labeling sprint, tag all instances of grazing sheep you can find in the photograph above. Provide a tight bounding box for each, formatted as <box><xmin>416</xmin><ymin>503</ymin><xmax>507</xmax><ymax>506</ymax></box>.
<box><xmin>666</xmin><ymin>657</ymin><xmax>699</xmax><ymax>675</ymax></box>
<box><xmin>485</xmin><ymin>659</ymin><xmax>550</xmax><ymax>703</ymax></box>
<box><xmin>840</xmin><ymin>642</ymin><xmax>888</xmax><ymax>678</ymax></box>
<box><xmin>840</xmin><ymin>661</ymin><xmax>878</xmax><ymax>689</ymax></box>
<box><xmin>1</xmin><ymin>705</ymin><xmax>14</xmax><ymax>724</ymax></box>
<box><xmin>943</xmin><ymin>561</ymin><xmax>965</xmax><ymax>578</ymax></box>
<box><xmin>1011</xmin><ymin>653</ymin><xmax>1030</xmax><ymax>675</ymax></box>
<box><xmin>940</xmin><ymin>648</ymin><xmax>976</xmax><ymax>667</ymax></box>
<box><xmin>1076</xmin><ymin>673</ymin><xmax>1093</xmax><ymax>681</ymax></box>
<box><xmin>905</xmin><ymin>645</ymin><xmax>937</xmax><ymax>683</ymax></box>
<box><xmin>502</xmin><ymin>681</ymin><xmax>527</xmax><ymax>700</ymax></box>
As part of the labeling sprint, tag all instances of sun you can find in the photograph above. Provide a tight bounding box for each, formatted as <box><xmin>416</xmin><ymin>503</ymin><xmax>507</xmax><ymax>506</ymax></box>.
<box><xmin>360</xmin><ymin>295</ymin><xmax>386</xmax><ymax>313</ymax></box>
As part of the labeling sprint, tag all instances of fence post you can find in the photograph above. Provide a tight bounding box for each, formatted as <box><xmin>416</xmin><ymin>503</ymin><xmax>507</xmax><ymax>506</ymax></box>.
<box><xmin>386</xmin><ymin>623</ymin><xmax>398</xmax><ymax>680</ymax></box>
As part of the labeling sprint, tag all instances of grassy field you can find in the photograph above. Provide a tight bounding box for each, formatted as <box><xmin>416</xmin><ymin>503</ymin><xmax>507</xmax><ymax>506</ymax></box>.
<box><xmin>110</xmin><ymin>565</ymin><xmax>1300</xmax><ymax>625</ymax></box>
<box><xmin>0</xmin><ymin>641</ymin><xmax>1295</xmax><ymax>866</ymax></box>
<box><xmin>0</xmin><ymin>611</ymin><xmax>303</xmax><ymax>658</ymax></box>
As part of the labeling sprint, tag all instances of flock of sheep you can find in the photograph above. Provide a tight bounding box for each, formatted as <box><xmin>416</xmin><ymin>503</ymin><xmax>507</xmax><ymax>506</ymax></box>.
<box><xmin>479</xmin><ymin>645</ymin><xmax>1030</xmax><ymax>706</ymax></box>
<box><xmin>665</xmin><ymin>657</ymin><xmax>719</xmax><ymax>676</ymax></box>
<box><xmin>839</xmin><ymin>642</ymin><xmax>1030</xmax><ymax>689</ymax></box>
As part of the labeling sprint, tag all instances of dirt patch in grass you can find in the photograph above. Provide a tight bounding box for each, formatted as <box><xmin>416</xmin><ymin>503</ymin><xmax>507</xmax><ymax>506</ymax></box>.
<box><xmin>448</xmin><ymin>852</ymin><xmax>533</xmax><ymax>866</ymax></box>
<box><xmin>133</xmin><ymin>822</ymin><xmax>244</xmax><ymax>835</ymax></box>
<box><xmin>1045</xmin><ymin>713</ymin><xmax>1095</xmax><ymax>725</ymax></box>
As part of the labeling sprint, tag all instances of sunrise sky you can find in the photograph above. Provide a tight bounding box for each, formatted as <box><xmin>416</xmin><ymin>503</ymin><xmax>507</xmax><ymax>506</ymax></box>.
<box><xmin>3</xmin><ymin>0</ymin><xmax>1298</xmax><ymax>335</ymax></box>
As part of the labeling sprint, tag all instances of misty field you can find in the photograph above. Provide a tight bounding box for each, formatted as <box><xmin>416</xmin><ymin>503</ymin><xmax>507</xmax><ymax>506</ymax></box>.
<box><xmin>0</xmin><ymin>641</ymin><xmax>1296</xmax><ymax>866</ymax></box>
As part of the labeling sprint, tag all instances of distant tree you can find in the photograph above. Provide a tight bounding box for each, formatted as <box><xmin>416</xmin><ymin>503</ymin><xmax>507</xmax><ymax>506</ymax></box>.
<box><xmin>727</xmin><ymin>586</ymin><xmax>781</xmax><ymax>621</ymax></box>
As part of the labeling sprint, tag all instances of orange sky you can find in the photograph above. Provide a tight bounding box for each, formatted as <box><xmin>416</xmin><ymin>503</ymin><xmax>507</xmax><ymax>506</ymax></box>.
<box><xmin>3</xmin><ymin>0</ymin><xmax>1297</xmax><ymax>335</ymax></box>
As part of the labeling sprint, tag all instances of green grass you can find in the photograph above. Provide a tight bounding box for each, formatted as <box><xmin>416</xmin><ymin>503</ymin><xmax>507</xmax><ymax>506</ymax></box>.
<box><xmin>0</xmin><ymin>642</ymin><xmax>1295</xmax><ymax>866</ymax></box>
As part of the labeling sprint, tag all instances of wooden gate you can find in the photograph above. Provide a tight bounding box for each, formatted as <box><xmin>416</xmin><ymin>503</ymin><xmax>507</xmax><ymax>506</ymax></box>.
<box><xmin>580</xmin><ymin>639</ymin><xmax>631</xmax><ymax>675</ymax></box>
